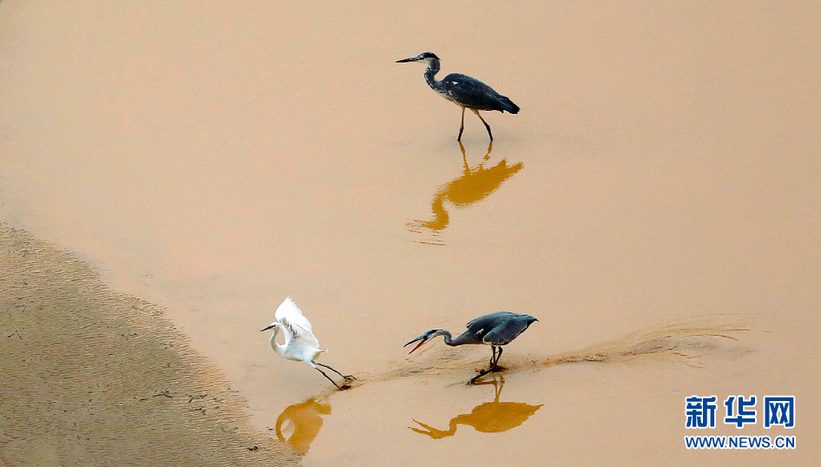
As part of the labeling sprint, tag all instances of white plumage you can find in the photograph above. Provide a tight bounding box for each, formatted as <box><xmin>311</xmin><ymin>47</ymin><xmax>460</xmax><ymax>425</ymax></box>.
<box><xmin>261</xmin><ymin>297</ymin><xmax>352</xmax><ymax>389</ymax></box>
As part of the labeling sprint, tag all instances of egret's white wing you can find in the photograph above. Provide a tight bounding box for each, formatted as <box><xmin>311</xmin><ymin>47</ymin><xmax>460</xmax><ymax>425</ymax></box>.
<box><xmin>280</xmin><ymin>316</ymin><xmax>320</xmax><ymax>348</ymax></box>
<box><xmin>275</xmin><ymin>297</ymin><xmax>304</xmax><ymax>321</ymax></box>
<box><xmin>275</xmin><ymin>297</ymin><xmax>320</xmax><ymax>347</ymax></box>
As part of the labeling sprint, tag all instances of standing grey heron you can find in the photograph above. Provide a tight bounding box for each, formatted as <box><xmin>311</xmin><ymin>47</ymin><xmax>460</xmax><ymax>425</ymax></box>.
<box><xmin>404</xmin><ymin>311</ymin><xmax>538</xmax><ymax>383</ymax></box>
<box><xmin>396</xmin><ymin>52</ymin><xmax>520</xmax><ymax>141</ymax></box>
<box><xmin>261</xmin><ymin>297</ymin><xmax>354</xmax><ymax>390</ymax></box>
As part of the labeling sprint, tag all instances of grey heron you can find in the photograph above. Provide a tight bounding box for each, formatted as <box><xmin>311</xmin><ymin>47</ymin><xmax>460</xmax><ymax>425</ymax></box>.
<box><xmin>397</xmin><ymin>52</ymin><xmax>520</xmax><ymax>141</ymax></box>
<box><xmin>404</xmin><ymin>311</ymin><xmax>538</xmax><ymax>383</ymax></box>
<box><xmin>261</xmin><ymin>297</ymin><xmax>353</xmax><ymax>389</ymax></box>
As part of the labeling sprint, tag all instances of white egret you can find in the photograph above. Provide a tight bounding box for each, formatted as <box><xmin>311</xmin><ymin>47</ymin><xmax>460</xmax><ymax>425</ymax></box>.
<box><xmin>261</xmin><ymin>297</ymin><xmax>352</xmax><ymax>389</ymax></box>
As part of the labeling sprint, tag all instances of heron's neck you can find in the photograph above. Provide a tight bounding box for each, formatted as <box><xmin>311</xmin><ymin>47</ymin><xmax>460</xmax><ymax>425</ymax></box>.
<box><xmin>424</xmin><ymin>60</ymin><xmax>441</xmax><ymax>90</ymax></box>
<box><xmin>435</xmin><ymin>329</ymin><xmax>455</xmax><ymax>346</ymax></box>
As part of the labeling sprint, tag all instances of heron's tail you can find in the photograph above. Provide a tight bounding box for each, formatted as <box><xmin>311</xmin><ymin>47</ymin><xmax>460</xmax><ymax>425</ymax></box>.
<box><xmin>499</xmin><ymin>96</ymin><xmax>519</xmax><ymax>114</ymax></box>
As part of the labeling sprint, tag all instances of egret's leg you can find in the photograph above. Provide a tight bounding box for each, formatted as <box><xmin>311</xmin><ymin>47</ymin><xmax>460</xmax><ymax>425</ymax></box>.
<box><xmin>457</xmin><ymin>107</ymin><xmax>466</xmax><ymax>141</ymax></box>
<box><xmin>471</xmin><ymin>108</ymin><xmax>493</xmax><ymax>141</ymax></box>
<box><xmin>314</xmin><ymin>367</ymin><xmax>343</xmax><ymax>389</ymax></box>
<box><xmin>316</xmin><ymin>362</ymin><xmax>354</xmax><ymax>381</ymax></box>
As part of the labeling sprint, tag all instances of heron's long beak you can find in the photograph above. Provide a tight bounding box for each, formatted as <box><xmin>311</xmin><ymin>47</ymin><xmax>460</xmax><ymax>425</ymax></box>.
<box><xmin>260</xmin><ymin>323</ymin><xmax>276</xmax><ymax>332</ymax></box>
<box><xmin>403</xmin><ymin>335</ymin><xmax>429</xmax><ymax>354</ymax></box>
<box><xmin>396</xmin><ymin>56</ymin><xmax>420</xmax><ymax>63</ymax></box>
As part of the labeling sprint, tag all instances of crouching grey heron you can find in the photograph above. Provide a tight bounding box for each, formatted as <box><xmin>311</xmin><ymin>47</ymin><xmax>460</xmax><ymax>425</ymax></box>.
<box><xmin>261</xmin><ymin>297</ymin><xmax>354</xmax><ymax>390</ymax></box>
<box><xmin>404</xmin><ymin>311</ymin><xmax>538</xmax><ymax>383</ymax></box>
<box><xmin>396</xmin><ymin>52</ymin><xmax>520</xmax><ymax>141</ymax></box>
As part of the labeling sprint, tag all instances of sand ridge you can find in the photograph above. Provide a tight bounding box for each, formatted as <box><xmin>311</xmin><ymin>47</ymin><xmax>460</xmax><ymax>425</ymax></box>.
<box><xmin>0</xmin><ymin>223</ymin><xmax>298</xmax><ymax>466</ymax></box>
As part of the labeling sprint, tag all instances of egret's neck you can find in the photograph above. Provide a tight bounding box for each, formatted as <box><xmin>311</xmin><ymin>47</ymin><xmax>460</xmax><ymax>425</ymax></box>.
<box><xmin>269</xmin><ymin>327</ymin><xmax>287</xmax><ymax>357</ymax></box>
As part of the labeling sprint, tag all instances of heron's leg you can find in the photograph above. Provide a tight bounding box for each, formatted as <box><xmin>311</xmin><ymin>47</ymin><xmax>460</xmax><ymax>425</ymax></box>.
<box><xmin>471</xmin><ymin>108</ymin><xmax>493</xmax><ymax>141</ymax></box>
<box><xmin>316</xmin><ymin>362</ymin><xmax>354</xmax><ymax>380</ymax></box>
<box><xmin>471</xmin><ymin>346</ymin><xmax>509</xmax><ymax>385</ymax></box>
<box><xmin>469</xmin><ymin>367</ymin><xmax>495</xmax><ymax>384</ymax></box>
<box><xmin>488</xmin><ymin>346</ymin><xmax>498</xmax><ymax>367</ymax></box>
<box><xmin>314</xmin><ymin>366</ymin><xmax>343</xmax><ymax>390</ymax></box>
<box><xmin>471</xmin><ymin>348</ymin><xmax>504</xmax><ymax>384</ymax></box>
<box><xmin>458</xmin><ymin>107</ymin><xmax>466</xmax><ymax>141</ymax></box>
<box><xmin>493</xmin><ymin>347</ymin><xmax>504</xmax><ymax>368</ymax></box>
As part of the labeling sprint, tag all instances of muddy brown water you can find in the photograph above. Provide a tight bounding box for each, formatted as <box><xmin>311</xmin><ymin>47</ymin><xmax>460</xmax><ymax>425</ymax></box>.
<box><xmin>2</xmin><ymin>1</ymin><xmax>819</xmax><ymax>465</ymax></box>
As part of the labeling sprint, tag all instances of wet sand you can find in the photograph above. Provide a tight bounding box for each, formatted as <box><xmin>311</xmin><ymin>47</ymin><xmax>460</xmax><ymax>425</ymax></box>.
<box><xmin>0</xmin><ymin>223</ymin><xmax>297</xmax><ymax>466</ymax></box>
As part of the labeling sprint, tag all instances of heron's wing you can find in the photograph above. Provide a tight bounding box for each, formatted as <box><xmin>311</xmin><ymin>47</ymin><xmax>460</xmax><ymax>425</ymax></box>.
<box><xmin>455</xmin><ymin>311</ymin><xmax>514</xmax><ymax>345</ymax></box>
<box><xmin>465</xmin><ymin>311</ymin><xmax>515</xmax><ymax>330</ymax></box>
<box><xmin>480</xmin><ymin>313</ymin><xmax>534</xmax><ymax>346</ymax></box>
<box><xmin>440</xmin><ymin>73</ymin><xmax>506</xmax><ymax>112</ymax></box>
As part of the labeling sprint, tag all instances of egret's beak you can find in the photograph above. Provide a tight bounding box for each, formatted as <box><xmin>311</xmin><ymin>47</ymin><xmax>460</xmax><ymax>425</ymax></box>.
<box><xmin>260</xmin><ymin>323</ymin><xmax>276</xmax><ymax>332</ymax></box>
<box><xmin>396</xmin><ymin>56</ymin><xmax>420</xmax><ymax>63</ymax></box>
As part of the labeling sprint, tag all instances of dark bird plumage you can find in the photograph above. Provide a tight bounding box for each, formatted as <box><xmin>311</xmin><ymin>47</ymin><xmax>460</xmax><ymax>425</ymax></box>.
<box><xmin>397</xmin><ymin>52</ymin><xmax>519</xmax><ymax>141</ymax></box>
<box><xmin>404</xmin><ymin>311</ymin><xmax>538</xmax><ymax>383</ymax></box>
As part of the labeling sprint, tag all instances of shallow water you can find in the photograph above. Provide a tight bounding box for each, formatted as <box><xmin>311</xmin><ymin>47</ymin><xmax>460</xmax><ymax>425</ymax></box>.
<box><xmin>2</xmin><ymin>1</ymin><xmax>820</xmax><ymax>465</ymax></box>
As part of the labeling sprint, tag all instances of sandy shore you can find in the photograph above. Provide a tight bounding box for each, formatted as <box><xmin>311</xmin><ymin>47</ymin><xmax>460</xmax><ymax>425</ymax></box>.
<box><xmin>0</xmin><ymin>223</ymin><xmax>298</xmax><ymax>466</ymax></box>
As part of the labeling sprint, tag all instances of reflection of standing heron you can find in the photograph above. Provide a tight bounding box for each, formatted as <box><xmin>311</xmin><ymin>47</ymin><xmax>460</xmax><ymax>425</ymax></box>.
<box><xmin>261</xmin><ymin>297</ymin><xmax>353</xmax><ymax>389</ymax></box>
<box><xmin>397</xmin><ymin>52</ymin><xmax>519</xmax><ymax>141</ymax></box>
<box><xmin>405</xmin><ymin>311</ymin><xmax>538</xmax><ymax>383</ymax></box>
<box><xmin>410</xmin><ymin>377</ymin><xmax>542</xmax><ymax>438</ymax></box>
<box><xmin>407</xmin><ymin>141</ymin><xmax>523</xmax><ymax>236</ymax></box>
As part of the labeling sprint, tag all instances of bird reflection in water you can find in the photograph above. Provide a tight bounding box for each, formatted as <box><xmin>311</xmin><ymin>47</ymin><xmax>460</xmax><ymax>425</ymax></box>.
<box><xmin>274</xmin><ymin>397</ymin><xmax>331</xmax><ymax>455</ymax></box>
<box><xmin>410</xmin><ymin>377</ymin><xmax>542</xmax><ymax>439</ymax></box>
<box><xmin>407</xmin><ymin>142</ymin><xmax>523</xmax><ymax>244</ymax></box>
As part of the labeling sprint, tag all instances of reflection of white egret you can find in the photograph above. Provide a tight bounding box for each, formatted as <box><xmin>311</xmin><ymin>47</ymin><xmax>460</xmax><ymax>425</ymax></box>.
<box><xmin>261</xmin><ymin>297</ymin><xmax>353</xmax><ymax>389</ymax></box>
<box><xmin>404</xmin><ymin>311</ymin><xmax>538</xmax><ymax>383</ymax></box>
<box><xmin>276</xmin><ymin>398</ymin><xmax>331</xmax><ymax>455</ymax></box>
